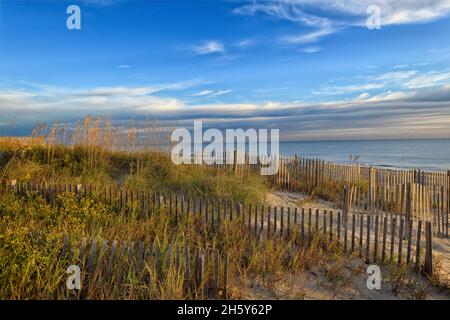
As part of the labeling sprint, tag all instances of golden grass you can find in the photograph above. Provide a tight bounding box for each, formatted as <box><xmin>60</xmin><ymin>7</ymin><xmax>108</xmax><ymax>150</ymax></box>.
<box><xmin>0</xmin><ymin>189</ymin><xmax>349</xmax><ymax>299</ymax></box>
<box><xmin>0</xmin><ymin>136</ymin><xmax>46</xmax><ymax>149</ymax></box>
<box><xmin>0</xmin><ymin>115</ymin><xmax>442</xmax><ymax>300</ymax></box>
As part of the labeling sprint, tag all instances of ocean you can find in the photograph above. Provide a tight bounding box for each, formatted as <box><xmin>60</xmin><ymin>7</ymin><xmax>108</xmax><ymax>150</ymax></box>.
<box><xmin>279</xmin><ymin>139</ymin><xmax>450</xmax><ymax>172</ymax></box>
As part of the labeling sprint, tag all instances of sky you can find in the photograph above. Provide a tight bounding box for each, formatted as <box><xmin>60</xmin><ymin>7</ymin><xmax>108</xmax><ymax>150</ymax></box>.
<box><xmin>1</xmin><ymin>0</ymin><xmax>450</xmax><ymax>140</ymax></box>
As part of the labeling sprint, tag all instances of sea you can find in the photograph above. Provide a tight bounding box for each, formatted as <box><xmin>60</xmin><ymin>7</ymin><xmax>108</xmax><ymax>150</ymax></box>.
<box><xmin>279</xmin><ymin>139</ymin><xmax>450</xmax><ymax>172</ymax></box>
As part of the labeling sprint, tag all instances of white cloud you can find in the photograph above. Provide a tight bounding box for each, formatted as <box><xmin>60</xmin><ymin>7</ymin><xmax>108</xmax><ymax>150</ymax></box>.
<box><xmin>0</xmin><ymin>86</ymin><xmax>186</xmax><ymax>113</ymax></box>
<box><xmin>86</xmin><ymin>86</ymin><xmax>159</xmax><ymax>96</ymax></box>
<box><xmin>233</xmin><ymin>0</ymin><xmax>450</xmax><ymax>48</ymax></box>
<box><xmin>235</xmin><ymin>39</ymin><xmax>258</xmax><ymax>48</ymax></box>
<box><xmin>192</xmin><ymin>89</ymin><xmax>232</xmax><ymax>97</ymax></box>
<box><xmin>312</xmin><ymin>83</ymin><xmax>384</xmax><ymax>95</ymax></box>
<box><xmin>3</xmin><ymin>82</ymin><xmax>450</xmax><ymax>139</ymax></box>
<box><xmin>234</xmin><ymin>1</ymin><xmax>338</xmax><ymax>45</ymax></box>
<box><xmin>193</xmin><ymin>90</ymin><xmax>215</xmax><ymax>97</ymax></box>
<box><xmin>0</xmin><ymin>90</ymin><xmax>41</xmax><ymax>111</ymax></box>
<box><xmin>161</xmin><ymin>78</ymin><xmax>213</xmax><ymax>91</ymax></box>
<box><xmin>210</xmin><ymin>90</ymin><xmax>232</xmax><ymax>97</ymax></box>
<box><xmin>117</xmin><ymin>64</ymin><xmax>130</xmax><ymax>69</ymax></box>
<box><xmin>192</xmin><ymin>41</ymin><xmax>225</xmax><ymax>55</ymax></box>
<box><xmin>405</xmin><ymin>71</ymin><xmax>450</xmax><ymax>89</ymax></box>
<box><xmin>267</xmin><ymin>0</ymin><xmax>450</xmax><ymax>25</ymax></box>
<box><xmin>299</xmin><ymin>46</ymin><xmax>322</xmax><ymax>53</ymax></box>
<box><xmin>281</xmin><ymin>27</ymin><xmax>335</xmax><ymax>44</ymax></box>
<box><xmin>413</xmin><ymin>62</ymin><xmax>430</xmax><ymax>67</ymax></box>
<box><xmin>366</xmin><ymin>69</ymin><xmax>450</xmax><ymax>89</ymax></box>
<box><xmin>0</xmin><ymin>78</ymin><xmax>212</xmax><ymax>115</ymax></box>
<box><xmin>391</xmin><ymin>64</ymin><xmax>409</xmax><ymax>69</ymax></box>
<box><xmin>312</xmin><ymin>69</ymin><xmax>450</xmax><ymax>96</ymax></box>
<box><xmin>233</xmin><ymin>1</ymin><xmax>331</xmax><ymax>27</ymax></box>
<box><xmin>372</xmin><ymin>70</ymin><xmax>418</xmax><ymax>81</ymax></box>
<box><xmin>357</xmin><ymin>92</ymin><xmax>370</xmax><ymax>100</ymax></box>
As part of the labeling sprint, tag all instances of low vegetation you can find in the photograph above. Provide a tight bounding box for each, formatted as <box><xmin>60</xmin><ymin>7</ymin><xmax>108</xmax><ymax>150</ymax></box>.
<box><xmin>0</xmin><ymin>116</ymin><xmax>447</xmax><ymax>300</ymax></box>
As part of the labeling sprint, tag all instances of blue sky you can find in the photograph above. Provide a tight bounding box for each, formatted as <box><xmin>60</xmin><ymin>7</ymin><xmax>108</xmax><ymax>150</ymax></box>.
<box><xmin>1</xmin><ymin>0</ymin><xmax>450</xmax><ymax>140</ymax></box>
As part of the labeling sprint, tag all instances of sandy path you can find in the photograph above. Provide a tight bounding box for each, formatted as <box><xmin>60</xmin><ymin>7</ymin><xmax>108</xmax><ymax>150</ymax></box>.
<box><xmin>264</xmin><ymin>190</ymin><xmax>449</xmax><ymax>286</ymax></box>
<box><xmin>234</xmin><ymin>263</ymin><xmax>450</xmax><ymax>300</ymax></box>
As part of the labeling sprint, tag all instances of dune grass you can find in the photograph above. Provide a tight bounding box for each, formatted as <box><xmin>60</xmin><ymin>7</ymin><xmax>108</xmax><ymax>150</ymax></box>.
<box><xmin>0</xmin><ymin>141</ymin><xmax>268</xmax><ymax>205</ymax></box>
<box><xmin>0</xmin><ymin>117</ymin><xmax>444</xmax><ymax>300</ymax></box>
<box><xmin>0</xmin><ymin>188</ymin><xmax>350</xmax><ymax>299</ymax></box>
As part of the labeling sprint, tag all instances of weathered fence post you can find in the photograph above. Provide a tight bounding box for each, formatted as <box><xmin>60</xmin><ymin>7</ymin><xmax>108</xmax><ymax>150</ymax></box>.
<box><xmin>424</xmin><ymin>221</ymin><xmax>433</xmax><ymax>276</ymax></box>
<box><xmin>415</xmin><ymin>220</ymin><xmax>422</xmax><ymax>271</ymax></box>
<box><xmin>223</xmin><ymin>253</ymin><xmax>228</xmax><ymax>300</ymax></box>
<box><xmin>214</xmin><ymin>250</ymin><xmax>220</xmax><ymax>298</ymax></box>
<box><xmin>406</xmin><ymin>220</ymin><xmax>413</xmax><ymax>265</ymax></box>
<box><xmin>87</xmin><ymin>238</ymin><xmax>98</xmax><ymax>274</ymax></box>
<box><xmin>381</xmin><ymin>216</ymin><xmax>387</xmax><ymax>263</ymax></box>
<box><xmin>195</xmin><ymin>249</ymin><xmax>204</xmax><ymax>299</ymax></box>
<box><xmin>447</xmin><ymin>170</ymin><xmax>450</xmax><ymax>237</ymax></box>
<box><xmin>366</xmin><ymin>215</ymin><xmax>371</xmax><ymax>263</ymax></box>
<box><xmin>184</xmin><ymin>246</ymin><xmax>190</xmax><ymax>297</ymax></box>
<box><xmin>405</xmin><ymin>183</ymin><xmax>412</xmax><ymax>226</ymax></box>
<box><xmin>368</xmin><ymin>167</ymin><xmax>373</xmax><ymax>210</ymax></box>
<box><xmin>343</xmin><ymin>186</ymin><xmax>350</xmax><ymax>252</ymax></box>
<box><xmin>343</xmin><ymin>185</ymin><xmax>349</xmax><ymax>222</ymax></box>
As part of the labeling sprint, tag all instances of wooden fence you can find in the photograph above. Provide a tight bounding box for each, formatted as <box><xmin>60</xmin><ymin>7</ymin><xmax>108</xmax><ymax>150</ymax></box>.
<box><xmin>61</xmin><ymin>236</ymin><xmax>228</xmax><ymax>299</ymax></box>
<box><xmin>59</xmin><ymin>216</ymin><xmax>434</xmax><ymax>299</ymax></box>
<box><xmin>4</xmin><ymin>180</ymin><xmax>435</xmax><ymax>277</ymax></box>
<box><xmin>275</xmin><ymin>155</ymin><xmax>449</xmax><ymax>190</ymax></box>
<box><xmin>344</xmin><ymin>183</ymin><xmax>448</xmax><ymax>237</ymax></box>
<box><xmin>181</xmin><ymin>153</ymin><xmax>449</xmax><ymax>228</ymax></box>
<box><xmin>197</xmin><ymin>153</ymin><xmax>449</xmax><ymax>237</ymax></box>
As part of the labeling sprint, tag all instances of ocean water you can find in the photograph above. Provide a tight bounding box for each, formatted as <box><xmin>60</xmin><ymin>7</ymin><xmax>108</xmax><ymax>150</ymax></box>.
<box><xmin>279</xmin><ymin>139</ymin><xmax>450</xmax><ymax>172</ymax></box>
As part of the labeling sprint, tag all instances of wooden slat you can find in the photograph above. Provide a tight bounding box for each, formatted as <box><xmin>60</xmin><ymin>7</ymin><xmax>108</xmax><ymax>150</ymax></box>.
<box><xmin>381</xmin><ymin>216</ymin><xmax>388</xmax><ymax>263</ymax></box>
<box><xmin>424</xmin><ymin>221</ymin><xmax>433</xmax><ymax>276</ymax></box>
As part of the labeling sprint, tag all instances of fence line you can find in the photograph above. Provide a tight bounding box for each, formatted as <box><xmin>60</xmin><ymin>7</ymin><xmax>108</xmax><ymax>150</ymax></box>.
<box><xmin>4</xmin><ymin>180</ymin><xmax>435</xmax><ymax>277</ymax></box>
<box><xmin>61</xmin><ymin>236</ymin><xmax>228</xmax><ymax>299</ymax></box>
<box><xmin>189</xmin><ymin>152</ymin><xmax>449</xmax><ymax>189</ymax></box>
<box><xmin>275</xmin><ymin>155</ymin><xmax>449</xmax><ymax>189</ymax></box>
<box><xmin>179</xmin><ymin>153</ymin><xmax>449</xmax><ymax>231</ymax></box>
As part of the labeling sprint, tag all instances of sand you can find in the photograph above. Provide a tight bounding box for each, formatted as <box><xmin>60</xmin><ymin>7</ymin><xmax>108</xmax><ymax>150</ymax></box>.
<box><xmin>252</xmin><ymin>190</ymin><xmax>450</xmax><ymax>299</ymax></box>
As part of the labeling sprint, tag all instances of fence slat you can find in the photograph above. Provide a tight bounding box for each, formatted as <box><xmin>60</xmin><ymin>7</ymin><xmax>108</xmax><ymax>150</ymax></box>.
<box><xmin>424</xmin><ymin>222</ymin><xmax>433</xmax><ymax>276</ymax></box>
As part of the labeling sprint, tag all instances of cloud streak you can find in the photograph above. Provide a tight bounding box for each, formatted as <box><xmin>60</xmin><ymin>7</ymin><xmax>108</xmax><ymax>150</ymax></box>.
<box><xmin>233</xmin><ymin>0</ymin><xmax>450</xmax><ymax>48</ymax></box>
<box><xmin>310</xmin><ymin>69</ymin><xmax>450</xmax><ymax>95</ymax></box>
<box><xmin>192</xmin><ymin>41</ymin><xmax>225</xmax><ymax>55</ymax></box>
<box><xmin>192</xmin><ymin>89</ymin><xmax>232</xmax><ymax>97</ymax></box>
<box><xmin>2</xmin><ymin>80</ymin><xmax>450</xmax><ymax>140</ymax></box>
<box><xmin>234</xmin><ymin>1</ymin><xmax>338</xmax><ymax>45</ymax></box>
